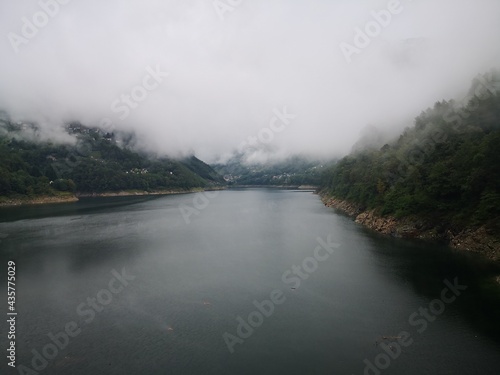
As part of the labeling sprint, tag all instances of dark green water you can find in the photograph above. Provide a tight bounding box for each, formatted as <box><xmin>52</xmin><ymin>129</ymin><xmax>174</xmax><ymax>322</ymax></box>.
<box><xmin>1</xmin><ymin>189</ymin><xmax>499</xmax><ymax>375</ymax></box>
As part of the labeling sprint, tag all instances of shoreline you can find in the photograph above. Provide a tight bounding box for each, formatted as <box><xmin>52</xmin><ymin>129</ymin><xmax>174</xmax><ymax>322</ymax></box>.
<box><xmin>230</xmin><ymin>185</ymin><xmax>318</xmax><ymax>190</ymax></box>
<box><xmin>320</xmin><ymin>193</ymin><xmax>500</xmax><ymax>265</ymax></box>
<box><xmin>0</xmin><ymin>195</ymin><xmax>79</xmax><ymax>207</ymax></box>
<box><xmin>0</xmin><ymin>187</ymin><xmax>227</xmax><ymax>207</ymax></box>
<box><xmin>76</xmin><ymin>186</ymin><xmax>226</xmax><ymax>198</ymax></box>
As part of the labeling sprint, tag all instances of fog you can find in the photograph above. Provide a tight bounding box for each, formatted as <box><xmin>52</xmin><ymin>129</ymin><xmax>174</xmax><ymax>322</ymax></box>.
<box><xmin>0</xmin><ymin>0</ymin><xmax>499</xmax><ymax>163</ymax></box>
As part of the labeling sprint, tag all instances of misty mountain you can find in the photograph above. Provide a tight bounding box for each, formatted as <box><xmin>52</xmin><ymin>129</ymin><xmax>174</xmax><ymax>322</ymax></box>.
<box><xmin>2</xmin><ymin>1</ymin><xmax>500</xmax><ymax>160</ymax></box>
<box><xmin>213</xmin><ymin>154</ymin><xmax>332</xmax><ymax>187</ymax></box>
<box><xmin>350</xmin><ymin>125</ymin><xmax>391</xmax><ymax>154</ymax></box>
<box><xmin>0</xmin><ymin>116</ymin><xmax>224</xmax><ymax>201</ymax></box>
<box><xmin>321</xmin><ymin>71</ymin><xmax>500</xmax><ymax>232</ymax></box>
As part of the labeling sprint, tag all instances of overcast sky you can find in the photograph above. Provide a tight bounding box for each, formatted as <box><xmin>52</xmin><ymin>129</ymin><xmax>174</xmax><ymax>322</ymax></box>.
<box><xmin>0</xmin><ymin>0</ymin><xmax>499</xmax><ymax>162</ymax></box>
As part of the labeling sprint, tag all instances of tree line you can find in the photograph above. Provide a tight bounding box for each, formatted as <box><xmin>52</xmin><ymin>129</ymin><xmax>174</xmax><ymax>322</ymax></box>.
<box><xmin>321</xmin><ymin>72</ymin><xmax>500</xmax><ymax>232</ymax></box>
<box><xmin>0</xmin><ymin>123</ymin><xmax>224</xmax><ymax>200</ymax></box>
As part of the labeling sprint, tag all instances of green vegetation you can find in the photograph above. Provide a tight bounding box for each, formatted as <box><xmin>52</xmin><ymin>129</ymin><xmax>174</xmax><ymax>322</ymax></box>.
<box><xmin>321</xmin><ymin>72</ymin><xmax>500</xmax><ymax>232</ymax></box>
<box><xmin>0</xmin><ymin>120</ymin><xmax>224</xmax><ymax>201</ymax></box>
<box><xmin>213</xmin><ymin>155</ymin><xmax>329</xmax><ymax>186</ymax></box>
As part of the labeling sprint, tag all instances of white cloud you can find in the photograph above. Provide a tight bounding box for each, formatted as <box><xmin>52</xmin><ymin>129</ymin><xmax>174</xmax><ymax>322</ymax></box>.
<box><xmin>0</xmin><ymin>0</ymin><xmax>499</xmax><ymax>162</ymax></box>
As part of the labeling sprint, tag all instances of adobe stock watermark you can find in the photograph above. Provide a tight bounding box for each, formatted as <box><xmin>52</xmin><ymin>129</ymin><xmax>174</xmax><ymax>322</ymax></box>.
<box><xmin>178</xmin><ymin>190</ymin><xmax>221</xmax><ymax>224</ymax></box>
<box><xmin>222</xmin><ymin>234</ymin><xmax>340</xmax><ymax>354</ymax></box>
<box><xmin>442</xmin><ymin>72</ymin><xmax>498</xmax><ymax>127</ymax></box>
<box><xmin>108</xmin><ymin>64</ymin><xmax>169</xmax><ymax>121</ymax></box>
<box><xmin>383</xmin><ymin>72</ymin><xmax>498</xmax><ymax>185</ymax></box>
<box><xmin>339</xmin><ymin>0</ymin><xmax>413</xmax><ymax>64</ymax></box>
<box><xmin>239</xmin><ymin>107</ymin><xmax>297</xmax><ymax>155</ymax></box>
<box><xmin>16</xmin><ymin>268</ymin><xmax>135</xmax><ymax>375</ymax></box>
<box><xmin>8</xmin><ymin>0</ymin><xmax>72</xmax><ymax>54</ymax></box>
<box><xmin>50</xmin><ymin>64</ymin><xmax>169</xmax><ymax>179</ymax></box>
<box><xmin>213</xmin><ymin>0</ymin><xmax>244</xmax><ymax>21</ymax></box>
<box><xmin>362</xmin><ymin>278</ymin><xmax>467</xmax><ymax>375</ymax></box>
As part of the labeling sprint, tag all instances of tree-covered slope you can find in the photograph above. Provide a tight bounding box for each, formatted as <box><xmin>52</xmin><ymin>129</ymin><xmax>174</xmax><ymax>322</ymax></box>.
<box><xmin>321</xmin><ymin>72</ymin><xmax>500</xmax><ymax>232</ymax></box>
<box><xmin>0</xmin><ymin>118</ymin><xmax>224</xmax><ymax>200</ymax></box>
<box><xmin>213</xmin><ymin>155</ymin><xmax>329</xmax><ymax>186</ymax></box>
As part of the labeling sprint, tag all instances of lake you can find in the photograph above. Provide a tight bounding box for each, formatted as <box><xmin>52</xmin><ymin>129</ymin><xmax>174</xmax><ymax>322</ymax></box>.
<box><xmin>1</xmin><ymin>189</ymin><xmax>499</xmax><ymax>375</ymax></box>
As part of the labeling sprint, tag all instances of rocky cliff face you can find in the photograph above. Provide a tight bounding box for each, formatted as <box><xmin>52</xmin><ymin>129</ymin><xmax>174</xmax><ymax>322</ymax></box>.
<box><xmin>321</xmin><ymin>195</ymin><xmax>500</xmax><ymax>264</ymax></box>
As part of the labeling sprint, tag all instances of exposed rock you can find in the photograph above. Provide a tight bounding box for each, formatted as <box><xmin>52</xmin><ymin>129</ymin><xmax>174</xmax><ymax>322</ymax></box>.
<box><xmin>448</xmin><ymin>226</ymin><xmax>500</xmax><ymax>262</ymax></box>
<box><xmin>321</xmin><ymin>194</ymin><xmax>500</xmax><ymax>264</ymax></box>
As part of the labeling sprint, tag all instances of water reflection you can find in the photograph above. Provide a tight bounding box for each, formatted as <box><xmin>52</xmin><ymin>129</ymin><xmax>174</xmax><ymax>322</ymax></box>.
<box><xmin>0</xmin><ymin>190</ymin><xmax>499</xmax><ymax>375</ymax></box>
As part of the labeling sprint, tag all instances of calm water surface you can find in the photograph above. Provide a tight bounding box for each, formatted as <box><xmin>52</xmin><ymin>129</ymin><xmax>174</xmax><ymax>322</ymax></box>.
<box><xmin>1</xmin><ymin>189</ymin><xmax>499</xmax><ymax>375</ymax></box>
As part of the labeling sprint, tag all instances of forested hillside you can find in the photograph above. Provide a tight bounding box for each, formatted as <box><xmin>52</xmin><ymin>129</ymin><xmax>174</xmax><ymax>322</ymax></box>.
<box><xmin>213</xmin><ymin>155</ymin><xmax>329</xmax><ymax>186</ymax></box>
<box><xmin>321</xmin><ymin>72</ymin><xmax>500</xmax><ymax>233</ymax></box>
<box><xmin>0</xmin><ymin>118</ymin><xmax>224</xmax><ymax>201</ymax></box>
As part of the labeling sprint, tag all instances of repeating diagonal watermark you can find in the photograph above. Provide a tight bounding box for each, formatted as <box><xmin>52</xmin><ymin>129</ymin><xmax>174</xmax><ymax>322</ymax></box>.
<box><xmin>238</xmin><ymin>106</ymin><xmax>297</xmax><ymax>155</ymax></box>
<box><xmin>362</xmin><ymin>278</ymin><xmax>467</xmax><ymax>375</ymax></box>
<box><xmin>108</xmin><ymin>65</ymin><xmax>169</xmax><ymax>121</ymax></box>
<box><xmin>213</xmin><ymin>0</ymin><xmax>244</xmax><ymax>21</ymax></box>
<box><xmin>16</xmin><ymin>268</ymin><xmax>135</xmax><ymax>375</ymax></box>
<box><xmin>442</xmin><ymin>73</ymin><xmax>498</xmax><ymax>127</ymax></box>
<box><xmin>178</xmin><ymin>190</ymin><xmax>221</xmax><ymax>224</ymax></box>
<box><xmin>178</xmin><ymin>106</ymin><xmax>296</xmax><ymax>224</ymax></box>
<box><xmin>8</xmin><ymin>0</ymin><xmax>72</xmax><ymax>54</ymax></box>
<box><xmin>222</xmin><ymin>234</ymin><xmax>340</xmax><ymax>353</ymax></box>
<box><xmin>383</xmin><ymin>72</ymin><xmax>498</xmax><ymax>185</ymax></box>
<box><xmin>339</xmin><ymin>0</ymin><xmax>413</xmax><ymax>64</ymax></box>
<box><xmin>50</xmin><ymin>64</ymin><xmax>169</xmax><ymax>179</ymax></box>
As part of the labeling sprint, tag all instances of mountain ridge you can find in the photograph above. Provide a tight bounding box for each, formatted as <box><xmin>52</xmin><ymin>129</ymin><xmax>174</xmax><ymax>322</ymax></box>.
<box><xmin>0</xmin><ymin>116</ymin><xmax>225</xmax><ymax>205</ymax></box>
<box><xmin>320</xmin><ymin>71</ymin><xmax>500</xmax><ymax>261</ymax></box>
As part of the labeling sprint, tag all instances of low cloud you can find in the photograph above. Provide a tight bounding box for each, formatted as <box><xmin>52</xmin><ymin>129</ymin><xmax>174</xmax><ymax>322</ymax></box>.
<box><xmin>0</xmin><ymin>0</ymin><xmax>499</xmax><ymax>162</ymax></box>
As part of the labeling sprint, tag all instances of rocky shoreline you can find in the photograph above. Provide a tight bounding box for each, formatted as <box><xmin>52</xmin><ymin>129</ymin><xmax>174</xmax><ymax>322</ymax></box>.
<box><xmin>321</xmin><ymin>195</ymin><xmax>500</xmax><ymax>264</ymax></box>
